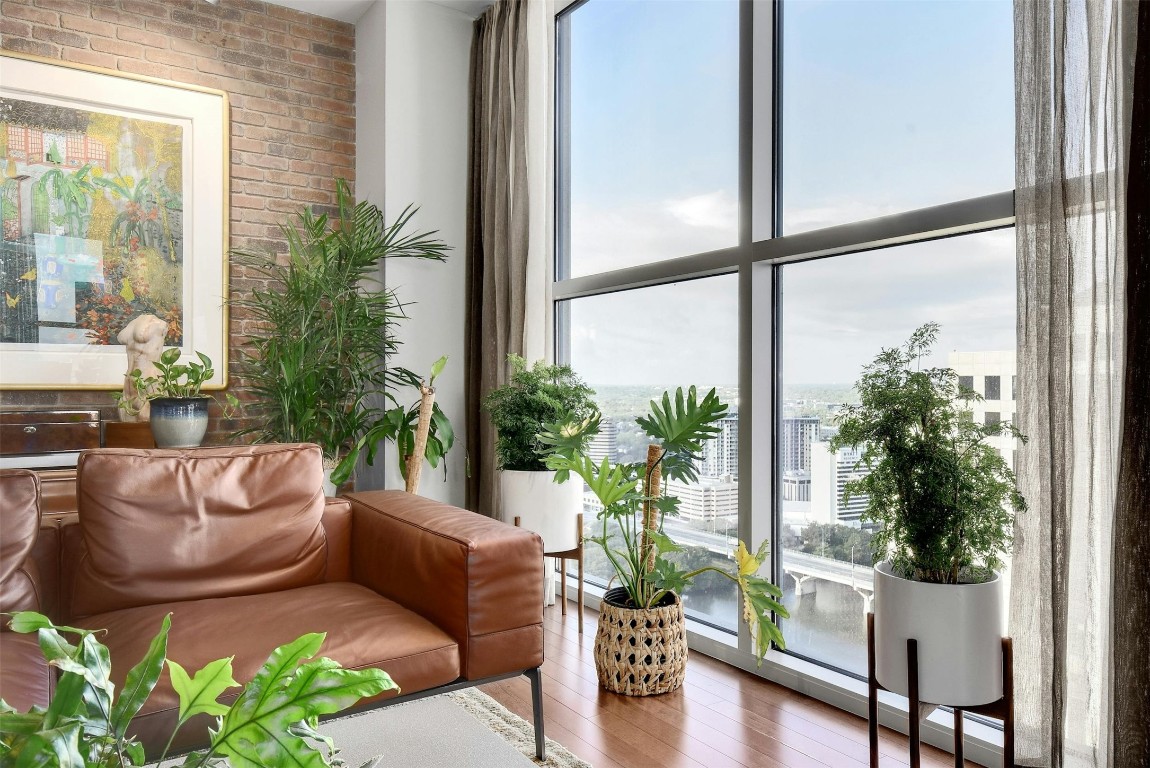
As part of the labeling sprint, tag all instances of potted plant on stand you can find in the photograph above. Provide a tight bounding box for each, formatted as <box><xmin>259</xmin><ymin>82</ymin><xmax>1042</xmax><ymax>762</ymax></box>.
<box><xmin>541</xmin><ymin>386</ymin><xmax>788</xmax><ymax>696</ymax></box>
<box><xmin>831</xmin><ymin>322</ymin><xmax>1026</xmax><ymax>708</ymax></box>
<box><xmin>120</xmin><ymin>348</ymin><xmax>238</xmax><ymax>449</ymax></box>
<box><xmin>229</xmin><ymin>179</ymin><xmax>454</xmax><ymax>495</ymax></box>
<box><xmin>483</xmin><ymin>355</ymin><xmax>600</xmax><ymax>552</ymax></box>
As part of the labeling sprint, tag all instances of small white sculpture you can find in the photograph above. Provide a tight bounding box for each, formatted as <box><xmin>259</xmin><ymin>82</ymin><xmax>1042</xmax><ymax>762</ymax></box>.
<box><xmin>117</xmin><ymin>314</ymin><xmax>167</xmax><ymax>422</ymax></box>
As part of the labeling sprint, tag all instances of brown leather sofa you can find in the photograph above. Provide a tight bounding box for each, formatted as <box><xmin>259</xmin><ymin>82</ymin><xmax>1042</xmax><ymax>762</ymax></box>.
<box><xmin>0</xmin><ymin>444</ymin><xmax>546</xmax><ymax>758</ymax></box>
<box><xmin>0</xmin><ymin>469</ymin><xmax>54</xmax><ymax>713</ymax></box>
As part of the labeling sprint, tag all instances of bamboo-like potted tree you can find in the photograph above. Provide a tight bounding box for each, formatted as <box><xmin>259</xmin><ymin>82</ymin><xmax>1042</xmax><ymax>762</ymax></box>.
<box><xmin>229</xmin><ymin>180</ymin><xmax>454</xmax><ymax>494</ymax></box>
<box><xmin>483</xmin><ymin>355</ymin><xmax>599</xmax><ymax>550</ymax></box>
<box><xmin>831</xmin><ymin>322</ymin><xmax>1026</xmax><ymax>706</ymax></box>
<box><xmin>541</xmin><ymin>386</ymin><xmax>788</xmax><ymax>696</ymax></box>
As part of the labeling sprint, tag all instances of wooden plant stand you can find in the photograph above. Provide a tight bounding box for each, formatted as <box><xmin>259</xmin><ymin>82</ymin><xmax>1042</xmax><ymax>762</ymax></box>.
<box><xmin>866</xmin><ymin>612</ymin><xmax>1015</xmax><ymax>768</ymax></box>
<box><xmin>514</xmin><ymin>512</ymin><xmax>585</xmax><ymax>634</ymax></box>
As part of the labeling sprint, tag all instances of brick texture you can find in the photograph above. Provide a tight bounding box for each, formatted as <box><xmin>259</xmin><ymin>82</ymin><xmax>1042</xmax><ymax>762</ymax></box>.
<box><xmin>1</xmin><ymin>0</ymin><xmax>355</xmax><ymax>445</ymax></box>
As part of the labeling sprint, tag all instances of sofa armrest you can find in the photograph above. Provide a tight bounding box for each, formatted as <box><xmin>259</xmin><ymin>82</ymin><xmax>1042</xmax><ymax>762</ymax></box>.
<box><xmin>346</xmin><ymin>490</ymin><xmax>543</xmax><ymax>680</ymax></box>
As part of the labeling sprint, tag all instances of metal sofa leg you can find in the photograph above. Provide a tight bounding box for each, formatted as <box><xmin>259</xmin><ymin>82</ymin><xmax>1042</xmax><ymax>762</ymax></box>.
<box><xmin>525</xmin><ymin>666</ymin><xmax>545</xmax><ymax>761</ymax></box>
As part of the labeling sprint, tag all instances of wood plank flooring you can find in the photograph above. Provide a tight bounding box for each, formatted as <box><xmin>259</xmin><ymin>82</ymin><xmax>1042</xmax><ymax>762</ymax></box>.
<box><xmin>480</xmin><ymin>603</ymin><xmax>984</xmax><ymax>768</ymax></box>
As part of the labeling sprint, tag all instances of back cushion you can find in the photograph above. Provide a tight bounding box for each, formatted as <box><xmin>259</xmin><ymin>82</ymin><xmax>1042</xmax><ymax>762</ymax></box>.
<box><xmin>0</xmin><ymin>469</ymin><xmax>43</xmax><ymax>619</ymax></box>
<box><xmin>69</xmin><ymin>444</ymin><xmax>328</xmax><ymax>619</ymax></box>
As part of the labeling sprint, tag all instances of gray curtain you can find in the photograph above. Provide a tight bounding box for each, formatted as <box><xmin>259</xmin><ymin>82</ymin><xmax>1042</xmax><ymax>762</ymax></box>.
<box><xmin>465</xmin><ymin>0</ymin><xmax>530</xmax><ymax>518</ymax></box>
<box><xmin>1111</xmin><ymin>3</ymin><xmax>1150</xmax><ymax>766</ymax></box>
<box><xmin>1012</xmin><ymin>1</ymin><xmax>1138</xmax><ymax>766</ymax></box>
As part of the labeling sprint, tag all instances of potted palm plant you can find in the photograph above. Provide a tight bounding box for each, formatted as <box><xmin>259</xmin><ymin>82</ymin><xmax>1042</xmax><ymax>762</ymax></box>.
<box><xmin>831</xmin><ymin>322</ymin><xmax>1026</xmax><ymax>706</ymax></box>
<box><xmin>541</xmin><ymin>386</ymin><xmax>788</xmax><ymax>696</ymax></box>
<box><xmin>483</xmin><ymin>355</ymin><xmax>599</xmax><ymax>550</ymax></box>
<box><xmin>229</xmin><ymin>179</ymin><xmax>454</xmax><ymax>494</ymax></box>
<box><xmin>119</xmin><ymin>347</ymin><xmax>237</xmax><ymax>448</ymax></box>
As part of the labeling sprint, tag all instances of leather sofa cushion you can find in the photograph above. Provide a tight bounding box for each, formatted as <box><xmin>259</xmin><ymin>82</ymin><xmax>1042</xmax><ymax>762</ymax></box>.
<box><xmin>70</xmin><ymin>444</ymin><xmax>329</xmax><ymax>619</ymax></box>
<box><xmin>0</xmin><ymin>469</ymin><xmax>42</xmax><ymax>618</ymax></box>
<box><xmin>74</xmin><ymin>581</ymin><xmax>460</xmax><ymax>755</ymax></box>
<box><xmin>0</xmin><ymin>632</ymin><xmax>52</xmax><ymax>711</ymax></box>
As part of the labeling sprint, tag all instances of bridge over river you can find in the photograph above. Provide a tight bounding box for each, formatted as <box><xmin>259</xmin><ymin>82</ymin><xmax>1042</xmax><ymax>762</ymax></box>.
<box><xmin>662</xmin><ymin>522</ymin><xmax>875</xmax><ymax>615</ymax></box>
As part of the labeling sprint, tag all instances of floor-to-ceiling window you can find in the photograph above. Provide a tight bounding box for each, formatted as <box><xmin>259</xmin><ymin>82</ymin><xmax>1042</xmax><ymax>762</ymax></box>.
<box><xmin>555</xmin><ymin>0</ymin><xmax>1015</xmax><ymax>693</ymax></box>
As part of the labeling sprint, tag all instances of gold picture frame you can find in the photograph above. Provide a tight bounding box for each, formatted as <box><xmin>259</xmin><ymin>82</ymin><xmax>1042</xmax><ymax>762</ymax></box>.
<box><xmin>0</xmin><ymin>51</ymin><xmax>229</xmax><ymax>390</ymax></box>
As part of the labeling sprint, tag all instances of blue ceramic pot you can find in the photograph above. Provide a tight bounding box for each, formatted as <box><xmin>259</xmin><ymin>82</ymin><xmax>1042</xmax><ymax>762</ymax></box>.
<box><xmin>149</xmin><ymin>397</ymin><xmax>210</xmax><ymax>448</ymax></box>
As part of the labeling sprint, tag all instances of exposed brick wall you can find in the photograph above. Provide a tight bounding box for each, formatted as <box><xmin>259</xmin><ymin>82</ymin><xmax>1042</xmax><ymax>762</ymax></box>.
<box><xmin>0</xmin><ymin>0</ymin><xmax>355</xmax><ymax>444</ymax></box>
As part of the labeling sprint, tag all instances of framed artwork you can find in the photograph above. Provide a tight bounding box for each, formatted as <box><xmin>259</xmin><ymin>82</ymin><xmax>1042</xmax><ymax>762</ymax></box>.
<box><xmin>0</xmin><ymin>51</ymin><xmax>229</xmax><ymax>389</ymax></box>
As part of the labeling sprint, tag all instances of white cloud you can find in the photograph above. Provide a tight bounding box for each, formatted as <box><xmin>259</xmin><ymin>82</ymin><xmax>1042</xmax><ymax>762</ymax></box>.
<box><xmin>664</xmin><ymin>190</ymin><xmax>738</xmax><ymax>231</ymax></box>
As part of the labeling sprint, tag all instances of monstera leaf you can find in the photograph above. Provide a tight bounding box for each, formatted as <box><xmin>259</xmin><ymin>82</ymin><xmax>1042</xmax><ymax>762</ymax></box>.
<box><xmin>201</xmin><ymin>633</ymin><xmax>397</xmax><ymax>768</ymax></box>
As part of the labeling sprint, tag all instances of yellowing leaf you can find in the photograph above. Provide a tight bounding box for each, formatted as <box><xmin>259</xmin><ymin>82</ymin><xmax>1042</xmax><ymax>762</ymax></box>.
<box><xmin>736</xmin><ymin>540</ymin><xmax>760</xmax><ymax>576</ymax></box>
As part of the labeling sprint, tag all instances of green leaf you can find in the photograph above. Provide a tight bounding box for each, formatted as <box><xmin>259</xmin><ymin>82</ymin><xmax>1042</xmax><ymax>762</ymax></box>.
<box><xmin>112</xmin><ymin>614</ymin><xmax>171</xmax><ymax>737</ymax></box>
<box><xmin>36</xmin><ymin>629</ymin><xmax>78</xmax><ymax>667</ymax></box>
<box><xmin>168</xmin><ymin>657</ymin><xmax>239</xmax><ymax>722</ymax></box>
<box><xmin>0</xmin><ymin>710</ymin><xmax>44</xmax><ymax>737</ymax></box>
<box><xmin>648</xmin><ymin>529</ymin><xmax>683</xmax><ymax>554</ymax></box>
<box><xmin>15</xmin><ymin>722</ymin><xmax>84</xmax><ymax>767</ymax></box>
<box><xmin>209</xmin><ymin>636</ymin><xmax>397</xmax><ymax>768</ymax></box>
<box><xmin>7</xmin><ymin>612</ymin><xmax>52</xmax><ymax>634</ymax></box>
<box><xmin>429</xmin><ymin>355</ymin><xmax>448</xmax><ymax>383</ymax></box>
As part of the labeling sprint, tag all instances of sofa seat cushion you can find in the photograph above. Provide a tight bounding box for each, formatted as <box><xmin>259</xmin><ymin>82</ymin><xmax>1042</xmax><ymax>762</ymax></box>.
<box><xmin>74</xmin><ymin>582</ymin><xmax>460</xmax><ymax>755</ymax></box>
<box><xmin>0</xmin><ymin>631</ymin><xmax>53</xmax><ymax>712</ymax></box>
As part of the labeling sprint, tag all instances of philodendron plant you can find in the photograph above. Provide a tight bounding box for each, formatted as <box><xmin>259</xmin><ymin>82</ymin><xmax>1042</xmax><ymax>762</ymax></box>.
<box><xmin>830</xmin><ymin>322</ymin><xmax>1027</xmax><ymax>585</ymax></box>
<box><xmin>541</xmin><ymin>386</ymin><xmax>788</xmax><ymax>662</ymax></box>
<box><xmin>0</xmin><ymin>612</ymin><xmax>395</xmax><ymax>767</ymax></box>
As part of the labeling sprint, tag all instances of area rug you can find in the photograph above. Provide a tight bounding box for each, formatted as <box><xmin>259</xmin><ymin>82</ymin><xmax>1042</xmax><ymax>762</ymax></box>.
<box><xmin>317</xmin><ymin>687</ymin><xmax>593</xmax><ymax>768</ymax></box>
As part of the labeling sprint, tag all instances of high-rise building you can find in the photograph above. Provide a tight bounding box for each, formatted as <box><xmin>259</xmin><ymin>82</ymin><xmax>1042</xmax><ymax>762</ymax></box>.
<box><xmin>782</xmin><ymin>469</ymin><xmax>811</xmax><ymax>502</ymax></box>
<box><xmin>699</xmin><ymin>412</ymin><xmax>739</xmax><ymax>478</ymax></box>
<box><xmin>948</xmin><ymin>350</ymin><xmax>1017</xmax><ymax>471</ymax></box>
<box><xmin>810</xmin><ymin>441</ymin><xmax>870</xmax><ymax>524</ymax></box>
<box><xmin>586</xmin><ymin>419</ymin><xmax>618</xmax><ymax>465</ymax></box>
<box><xmin>781</xmin><ymin>417</ymin><xmax>821</xmax><ymax>473</ymax></box>
<box><xmin>664</xmin><ymin>476</ymin><xmax>739</xmax><ymax>526</ymax></box>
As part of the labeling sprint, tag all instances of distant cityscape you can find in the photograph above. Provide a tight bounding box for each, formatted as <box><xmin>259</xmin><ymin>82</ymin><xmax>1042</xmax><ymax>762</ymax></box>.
<box><xmin>583</xmin><ymin>350</ymin><xmax>1018</xmax><ymax>541</ymax></box>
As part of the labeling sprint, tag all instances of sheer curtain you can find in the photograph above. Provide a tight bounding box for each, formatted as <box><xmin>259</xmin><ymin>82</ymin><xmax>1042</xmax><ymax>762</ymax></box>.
<box><xmin>1012</xmin><ymin>1</ymin><xmax>1138</xmax><ymax>766</ymax></box>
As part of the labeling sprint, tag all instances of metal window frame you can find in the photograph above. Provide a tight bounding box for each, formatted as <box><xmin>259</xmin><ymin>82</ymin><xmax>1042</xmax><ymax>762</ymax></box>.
<box><xmin>551</xmin><ymin>0</ymin><xmax>1013</xmax><ymax>762</ymax></box>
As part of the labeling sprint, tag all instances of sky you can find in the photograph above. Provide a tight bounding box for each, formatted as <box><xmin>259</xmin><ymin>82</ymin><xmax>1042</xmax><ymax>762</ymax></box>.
<box><xmin>562</xmin><ymin>0</ymin><xmax>1015</xmax><ymax>388</ymax></box>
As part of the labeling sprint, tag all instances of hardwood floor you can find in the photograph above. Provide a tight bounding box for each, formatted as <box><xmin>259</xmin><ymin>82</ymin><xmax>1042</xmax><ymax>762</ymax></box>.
<box><xmin>481</xmin><ymin>603</ymin><xmax>984</xmax><ymax>768</ymax></box>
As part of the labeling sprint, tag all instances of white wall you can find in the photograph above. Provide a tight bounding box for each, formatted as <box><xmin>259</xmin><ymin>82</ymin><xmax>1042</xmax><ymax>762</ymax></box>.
<box><xmin>356</xmin><ymin>0</ymin><xmax>474</xmax><ymax>506</ymax></box>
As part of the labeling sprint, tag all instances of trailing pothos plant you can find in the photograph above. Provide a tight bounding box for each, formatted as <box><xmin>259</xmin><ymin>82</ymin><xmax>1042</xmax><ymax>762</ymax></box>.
<box><xmin>0</xmin><ymin>612</ymin><xmax>394</xmax><ymax>767</ymax></box>
<box><xmin>830</xmin><ymin>322</ymin><xmax>1027</xmax><ymax>585</ymax></box>
<box><xmin>113</xmin><ymin>348</ymin><xmax>239</xmax><ymax>419</ymax></box>
<box><xmin>540</xmin><ymin>386</ymin><xmax>788</xmax><ymax>662</ymax></box>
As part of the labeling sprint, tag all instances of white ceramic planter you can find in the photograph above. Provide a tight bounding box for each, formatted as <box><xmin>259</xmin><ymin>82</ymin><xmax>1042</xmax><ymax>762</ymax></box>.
<box><xmin>148</xmin><ymin>397</ymin><xmax>209</xmax><ymax>448</ymax></box>
<box><xmin>321</xmin><ymin>466</ymin><xmax>337</xmax><ymax>498</ymax></box>
<box><xmin>500</xmin><ymin>469</ymin><xmax>582</xmax><ymax>552</ymax></box>
<box><xmin>873</xmin><ymin>561</ymin><xmax>1004</xmax><ymax>706</ymax></box>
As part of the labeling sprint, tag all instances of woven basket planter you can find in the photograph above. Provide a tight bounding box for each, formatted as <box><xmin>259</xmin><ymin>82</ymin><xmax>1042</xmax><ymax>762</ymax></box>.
<box><xmin>594</xmin><ymin>587</ymin><xmax>688</xmax><ymax>696</ymax></box>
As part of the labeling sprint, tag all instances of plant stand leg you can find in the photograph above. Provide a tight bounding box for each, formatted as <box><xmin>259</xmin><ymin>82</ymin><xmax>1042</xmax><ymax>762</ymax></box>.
<box><xmin>1003</xmin><ymin>638</ymin><xmax>1014</xmax><ymax>768</ymax></box>
<box><xmin>559</xmin><ymin>556</ymin><xmax>568</xmax><ymax>616</ymax></box>
<box><xmin>576</xmin><ymin>512</ymin><xmax>585</xmax><ymax>634</ymax></box>
<box><xmin>868</xmin><ymin>612</ymin><xmax>879</xmax><ymax>768</ymax></box>
<box><xmin>908</xmin><ymin>638</ymin><xmax>921</xmax><ymax>768</ymax></box>
<box><xmin>525</xmin><ymin>666</ymin><xmax>546</xmax><ymax>761</ymax></box>
<box><xmin>953</xmin><ymin>708</ymin><xmax>964</xmax><ymax>767</ymax></box>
